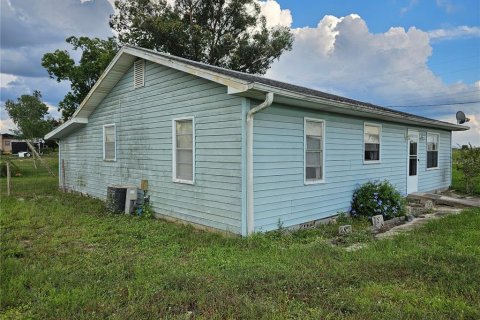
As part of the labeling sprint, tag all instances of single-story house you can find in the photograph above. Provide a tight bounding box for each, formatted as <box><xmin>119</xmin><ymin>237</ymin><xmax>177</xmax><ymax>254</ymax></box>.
<box><xmin>45</xmin><ymin>46</ymin><xmax>468</xmax><ymax>236</ymax></box>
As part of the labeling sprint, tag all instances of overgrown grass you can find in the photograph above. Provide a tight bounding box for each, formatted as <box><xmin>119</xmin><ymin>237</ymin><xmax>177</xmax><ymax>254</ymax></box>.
<box><xmin>1</xmin><ymin>158</ymin><xmax>479</xmax><ymax>319</ymax></box>
<box><xmin>451</xmin><ymin>149</ymin><xmax>480</xmax><ymax>195</ymax></box>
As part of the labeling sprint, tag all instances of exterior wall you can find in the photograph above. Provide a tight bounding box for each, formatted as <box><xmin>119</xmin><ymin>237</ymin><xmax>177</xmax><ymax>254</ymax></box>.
<box><xmin>251</xmin><ymin>102</ymin><xmax>452</xmax><ymax>232</ymax></box>
<box><xmin>60</xmin><ymin>61</ymin><xmax>244</xmax><ymax>234</ymax></box>
<box><xmin>418</xmin><ymin>130</ymin><xmax>451</xmax><ymax>192</ymax></box>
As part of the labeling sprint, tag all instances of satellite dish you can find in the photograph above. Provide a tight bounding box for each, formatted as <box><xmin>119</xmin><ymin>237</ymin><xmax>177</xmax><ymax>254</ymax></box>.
<box><xmin>456</xmin><ymin>111</ymin><xmax>470</xmax><ymax>124</ymax></box>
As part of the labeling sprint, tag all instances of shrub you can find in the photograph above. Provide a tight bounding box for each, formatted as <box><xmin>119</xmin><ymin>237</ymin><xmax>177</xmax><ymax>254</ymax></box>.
<box><xmin>455</xmin><ymin>143</ymin><xmax>480</xmax><ymax>194</ymax></box>
<box><xmin>350</xmin><ymin>180</ymin><xmax>406</xmax><ymax>220</ymax></box>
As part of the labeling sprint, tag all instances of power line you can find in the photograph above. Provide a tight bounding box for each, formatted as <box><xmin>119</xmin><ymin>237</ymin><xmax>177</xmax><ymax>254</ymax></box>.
<box><xmin>387</xmin><ymin>100</ymin><xmax>480</xmax><ymax>108</ymax></box>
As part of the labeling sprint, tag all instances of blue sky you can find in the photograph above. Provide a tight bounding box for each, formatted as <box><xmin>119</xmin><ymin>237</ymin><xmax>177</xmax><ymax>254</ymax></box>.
<box><xmin>0</xmin><ymin>0</ymin><xmax>479</xmax><ymax>144</ymax></box>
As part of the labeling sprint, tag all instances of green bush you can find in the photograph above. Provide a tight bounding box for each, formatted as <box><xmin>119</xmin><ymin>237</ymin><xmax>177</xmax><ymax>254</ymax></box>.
<box><xmin>350</xmin><ymin>180</ymin><xmax>406</xmax><ymax>220</ymax></box>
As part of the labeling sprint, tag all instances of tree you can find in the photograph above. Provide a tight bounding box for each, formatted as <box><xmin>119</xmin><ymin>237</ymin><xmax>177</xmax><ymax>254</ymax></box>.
<box><xmin>4</xmin><ymin>91</ymin><xmax>54</xmax><ymax>140</ymax></box>
<box><xmin>110</xmin><ymin>0</ymin><xmax>293</xmax><ymax>74</ymax></box>
<box><xmin>42</xmin><ymin>36</ymin><xmax>119</xmax><ymax>120</ymax></box>
<box><xmin>456</xmin><ymin>143</ymin><xmax>480</xmax><ymax>194</ymax></box>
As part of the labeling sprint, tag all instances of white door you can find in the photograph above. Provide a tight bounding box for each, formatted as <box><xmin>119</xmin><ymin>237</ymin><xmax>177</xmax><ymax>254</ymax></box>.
<box><xmin>407</xmin><ymin>130</ymin><xmax>419</xmax><ymax>194</ymax></box>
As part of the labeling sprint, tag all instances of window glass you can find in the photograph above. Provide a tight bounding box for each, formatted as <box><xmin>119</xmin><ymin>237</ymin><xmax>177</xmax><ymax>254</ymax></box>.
<box><xmin>364</xmin><ymin>124</ymin><xmax>381</xmax><ymax>161</ymax></box>
<box><xmin>305</xmin><ymin>120</ymin><xmax>324</xmax><ymax>182</ymax></box>
<box><xmin>427</xmin><ymin>133</ymin><xmax>439</xmax><ymax>168</ymax></box>
<box><xmin>174</xmin><ymin>119</ymin><xmax>194</xmax><ymax>182</ymax></box>
<box><xmin>104</xmin><ymin>125</ymin><xmax>116</xmax><ymax>161</ymax></box>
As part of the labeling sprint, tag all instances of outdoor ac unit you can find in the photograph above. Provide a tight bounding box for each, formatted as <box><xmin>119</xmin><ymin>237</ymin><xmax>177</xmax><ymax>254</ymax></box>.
<box><xmin>124</xmin><ymin>186</ymin><xmax>138</xmax><ymax>214</ymax></box>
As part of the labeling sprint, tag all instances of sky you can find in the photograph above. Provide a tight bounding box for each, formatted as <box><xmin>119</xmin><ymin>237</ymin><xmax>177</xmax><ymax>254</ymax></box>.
<box><xmin>0</xmin><ymin>0</ymin><xmax>479</xmax><ymax>145</ymax></box>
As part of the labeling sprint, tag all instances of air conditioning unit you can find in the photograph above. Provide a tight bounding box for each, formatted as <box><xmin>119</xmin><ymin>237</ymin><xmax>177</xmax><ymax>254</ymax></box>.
<box><xmin>124</xmin><ymin>186</ymin><xmax>138</xmax><ymax>214</ymax></box>
<box><xmin>106</xmin><ymin>185</ymin><xmax>138</xmax><ymax>214</ymax></box>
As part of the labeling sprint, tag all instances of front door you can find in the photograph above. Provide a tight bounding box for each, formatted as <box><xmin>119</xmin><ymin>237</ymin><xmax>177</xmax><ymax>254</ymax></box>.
<box><xmin>407</xmin><ymin>130</ymin><xmax>419</xmax><ymax>194</ymax></box>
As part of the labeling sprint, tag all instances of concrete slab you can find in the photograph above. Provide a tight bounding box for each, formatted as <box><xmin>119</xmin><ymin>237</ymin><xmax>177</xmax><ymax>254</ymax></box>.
<box><xmin>408</xmin><ymin>192</ymin><xmax>480</xmax><ymax>208</ymax></box>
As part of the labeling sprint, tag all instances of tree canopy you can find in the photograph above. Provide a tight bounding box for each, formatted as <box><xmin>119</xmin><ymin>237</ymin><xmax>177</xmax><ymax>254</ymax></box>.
<box><xmin>4</xmin><ymin>91</ymin><xmax>54</xmax><ymax>140</ymax></box>
<box><xmin>110</xmin><ymin>0</ymin><xmax>293</xmax><ymax>74</ymax></box>
<box><xmin>41</xmin><ymin>36</ymin><xmax>119</xmax><ymax>120</ymax></box>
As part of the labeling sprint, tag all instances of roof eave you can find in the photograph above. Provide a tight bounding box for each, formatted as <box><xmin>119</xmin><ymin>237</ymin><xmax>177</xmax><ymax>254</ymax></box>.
<box><xmin>245</xmin><ymin>83</ymin><xmax>469</xmax><ymax>132</ymax></box>
<box><xmin>45</xmin><ymin>118</ymin><xmax>88</xmax><ymax>140</ymax></box>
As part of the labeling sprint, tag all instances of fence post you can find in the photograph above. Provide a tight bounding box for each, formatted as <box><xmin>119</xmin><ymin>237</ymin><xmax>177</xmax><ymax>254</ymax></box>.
<box><xmin>62</xmin><ymin>159</ymin><xmax>66</xmax><ymax>192</ymax></box>
<box><xmin>6</xmin><ymin>161</ymin><xmax>11</xmax><ymax>196</ymax></box>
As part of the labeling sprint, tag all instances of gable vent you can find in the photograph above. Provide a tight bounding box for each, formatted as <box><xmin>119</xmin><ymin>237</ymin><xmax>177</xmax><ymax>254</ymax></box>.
<box><xmin>133</xmin><ymin>59</ymin><xmax>145</xmax><ymax>89</ymax></box>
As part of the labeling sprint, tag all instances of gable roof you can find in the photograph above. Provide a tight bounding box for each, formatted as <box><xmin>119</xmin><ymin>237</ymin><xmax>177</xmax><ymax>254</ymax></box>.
<box><xmin>45</xmin><ymin>45</ymin><xmax>468</xmax><ymax>139</ymax></box>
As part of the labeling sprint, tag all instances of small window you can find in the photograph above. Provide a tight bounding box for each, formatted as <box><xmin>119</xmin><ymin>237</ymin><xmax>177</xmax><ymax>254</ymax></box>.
<box><xmin>5</xmin><ymin>141</ymin><xmax>10</xmax><ymax>146</ymax></box>
<box><xmin>103</xmin><ymin>124</ymin><xmax>116</xmax><ymax>161</ymax></box>
<box><xmin>304</xmin><ymin>118</ymin><xmax>325</xmax><ymax>184</ymax></box>
<box><xmin>173</xmin><ymin>117</ymin><xmax>195</xmax><ymax>184</ymax></box>
<box><xmin>427</xmin><ymin>133</ymin><xmax>439</xmax><ymax>169</ymax></box>
<box><xmin>134</xmin><ymin>59</ymin><xmax>145</xmax><ymax>88</ymax></box>
<box><xmin>364</xmin><ymin>123</ymin><xmax>381</xmax><ymax>162</ymax></box>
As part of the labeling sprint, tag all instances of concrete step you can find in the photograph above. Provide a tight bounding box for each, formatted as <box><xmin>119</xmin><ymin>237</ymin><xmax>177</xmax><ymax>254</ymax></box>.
<box><xmin>407</xmin><ymin>192</ymin><xmax>480</xmax><ymax>208</ymax></box>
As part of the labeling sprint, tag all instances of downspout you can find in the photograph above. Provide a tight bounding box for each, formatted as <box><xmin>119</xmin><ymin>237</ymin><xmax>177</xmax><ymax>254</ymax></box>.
<box><xmin>246</xmin><ymin>92</ymin><xmax>274</xmax><ymax>235</ymax></box>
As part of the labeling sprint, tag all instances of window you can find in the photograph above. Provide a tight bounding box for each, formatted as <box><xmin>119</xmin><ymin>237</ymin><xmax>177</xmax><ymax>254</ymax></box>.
<box><xmin>103</xmin><ymin>124</ymin><xmax>116</xmax><ymax>161</ymax></box>
<box><xmin>173</xmin><ymin>117</ymin><xmax>195</xmax><ymax>183</ymax></box>
<box><xmin>304</xmin><ymin>118</ymin><xmax>325</xmax><ymax>184</ymax></box>
<box><xmin>133</xmin><ymin>59</ymin><xmax>145</xmax><ymax>88</ymax></box>
<box><xmin>5</xmin><ymin>141</ymin><xmax>10</xmax><ymax>146</ymax></box>
<box><xmin>427</xmin><ymin>133</ymin><xmax>439</xmax><ymax>169</ymax></box>
<box><xmin>364</xmin><ymin>123</ymin><xmax>381</xmax><ymax>162</ymax></box>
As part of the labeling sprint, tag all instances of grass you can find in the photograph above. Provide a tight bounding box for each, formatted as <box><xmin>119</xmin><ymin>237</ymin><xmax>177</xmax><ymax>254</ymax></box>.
<box><xmin>1</xmin><ymin>156</ymin><xmax>480</xmax><ymax>319</ymax></box>
<box><xmin>451</xmin><ymin>149</ymin><xmax>480</xmax><ymax>195</ymax></box>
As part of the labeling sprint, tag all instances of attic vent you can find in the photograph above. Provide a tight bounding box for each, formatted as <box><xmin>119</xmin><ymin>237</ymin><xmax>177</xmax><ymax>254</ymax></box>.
<box><xmin>133</xmin><ymin>59</ymin><xmax>145</xmax><ymax>89</ymax></box>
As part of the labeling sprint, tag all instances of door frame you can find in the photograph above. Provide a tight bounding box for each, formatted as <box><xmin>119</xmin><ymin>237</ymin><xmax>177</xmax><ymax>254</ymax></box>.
<box><xmin>406</xmin><ymin>129</ymin><xmax>419</xmax><ymax>194</ymax></box>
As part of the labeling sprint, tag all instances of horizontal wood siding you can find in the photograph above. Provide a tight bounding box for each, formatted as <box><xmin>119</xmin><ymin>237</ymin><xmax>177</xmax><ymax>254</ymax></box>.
<box><xmin>61</xmin><ymin>61</ymin><xmax>243</xmax><ymax>234</ymax></box>
<box><xmin>418</xmin><ymin>130</ymin><xmax>451</xmax><ymax>192</ymax></box>
<box><xmin>252</xmin><ymin>103</ymin><xmax>452</xmax><ymax>232</ymax></box>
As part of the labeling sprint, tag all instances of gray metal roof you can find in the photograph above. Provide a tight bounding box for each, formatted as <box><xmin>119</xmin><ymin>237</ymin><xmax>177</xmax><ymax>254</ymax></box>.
<box><xmin>129</xmin><ymin>45</ymin><xmax>468</xmax><ymax>131</ymax></box>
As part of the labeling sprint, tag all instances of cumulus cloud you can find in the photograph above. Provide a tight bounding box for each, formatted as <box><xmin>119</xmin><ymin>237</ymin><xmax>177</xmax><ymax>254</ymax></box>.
<box><xmin>259</xmin><ymin>0</ymin><xmax>292</xmax><ymax>28</ymax></box>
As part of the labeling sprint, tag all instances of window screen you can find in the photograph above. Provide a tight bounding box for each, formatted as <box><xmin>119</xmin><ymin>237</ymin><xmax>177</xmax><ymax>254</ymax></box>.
<box><xmin>104</xmin><ymin>124</ymin><xmax>116</xmax><ymax>161</ymax></box>
<box><xmin>174</xmin><ymin>118</ymin><xmax>194</xmax><ymax>182</ymax></box>
<box><xmin>364</xmin><ymin>124</ymin><xmax>381</xmax><ymax>161</ymax></box>
<box><xmin>427</xmin><ymin>133</ymin><xmax>439</xmax><ymax>168</ymax></box>
<box><xmin>305</xmin><ymin>119</ymin><xmax>324</xmax><ymax>182</ymax></box>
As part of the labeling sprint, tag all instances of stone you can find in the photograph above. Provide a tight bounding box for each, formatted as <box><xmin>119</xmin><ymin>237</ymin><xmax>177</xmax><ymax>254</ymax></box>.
<box><xmin>371</xmin><ymin>215</ymin><xmax>384</xmax><ymax>229</ymax></box>
<box><xmin>405</xmin><ymin>215</ymin><xmax>414</xmax><ymax>222</ymax></box>
<box><xmin>424</xmin><ymin>200</ymin><xmax>434</xmax><ymax>210</ymax></box>
<box><xmin>338</xmin><ymin>225</ymin><xmax>352</xmax><ymax>235</ymax></box>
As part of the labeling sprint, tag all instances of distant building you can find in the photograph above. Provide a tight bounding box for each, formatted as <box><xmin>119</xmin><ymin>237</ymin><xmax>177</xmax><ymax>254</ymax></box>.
<box><xmin>0</xmin><ymin>133</ymin><xmax>14</xmax><ymax>154</ymax></box>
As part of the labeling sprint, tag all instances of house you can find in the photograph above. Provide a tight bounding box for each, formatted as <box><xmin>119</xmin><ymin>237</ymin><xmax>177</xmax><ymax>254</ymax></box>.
<box><xmin>0</xmin><ymin>133</ymin><xmax>14</xmax><ymax>154</ymax></box>
<box><xmin>45</xmin><ymin>46</ymin><xmax>468</xmax><ymax>236</ymax></box>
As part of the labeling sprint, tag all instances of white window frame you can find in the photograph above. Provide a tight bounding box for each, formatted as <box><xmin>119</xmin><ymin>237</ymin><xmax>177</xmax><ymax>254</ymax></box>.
<box><xmin>363</xmin><ymin>122</ymin><xmax>382</xmax><ymax>164</ymax></box>
<box><xmin>103</xmin><ymin>124</ymin><xmax>116</xmax><ymax>162</ymax></box>
<box><xmin>304</xmin><ymin>117</ymin><xmax>326</xmax><ymax>185</ymax></box>
<box><xmin>172</xmin><ymin>116</ymin><xmax>195</xmax><ymax>184</ymax></box>
<box><xmin>426</xmin><ymin>132</ymin><xmax>440</xmax><ymax>170</ymax></box>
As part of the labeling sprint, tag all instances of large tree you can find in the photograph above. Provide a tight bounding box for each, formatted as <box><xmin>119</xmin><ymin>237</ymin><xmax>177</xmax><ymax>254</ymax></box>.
<box><xmin>4</xmin><ymin>91</ymin><xmax>54</xmax><ymax>140</ymax></box>
<box><xmin>42</xmin><ymin>36</ymin><xmax>119</xmax><ymax>120</ymax></box>
<box><xmin>110</xmin><ymin>0</ymin><xmax>293</xmax><ymax>74</ymax></box>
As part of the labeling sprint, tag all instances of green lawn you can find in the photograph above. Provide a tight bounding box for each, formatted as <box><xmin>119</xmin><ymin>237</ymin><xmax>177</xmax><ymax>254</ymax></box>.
<box><xmin>1</xmin><ymin>156</ymin><xmax>480</xmax><ymax>319</ymax></box>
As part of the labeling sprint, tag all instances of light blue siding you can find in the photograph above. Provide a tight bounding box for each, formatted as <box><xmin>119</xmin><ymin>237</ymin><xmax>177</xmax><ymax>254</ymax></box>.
<box><xmin>251</xmin><ymin>103</ymin><xmax>452</xmax><ymax>232</ymax></box>
<box><xmin>59</xmin><ymin>58</ymin><xmax>453</xmax><ymax>235</ymax></box>
<box><xmin>60</xmin><ymin>61</ymin><xmax>244</xmax><ymax>234</ymax></box>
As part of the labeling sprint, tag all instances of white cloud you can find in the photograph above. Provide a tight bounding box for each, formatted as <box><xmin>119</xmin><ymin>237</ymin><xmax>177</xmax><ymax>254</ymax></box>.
<box><xmin>428</xmin><ymin>26</ymin><xmax>480</xmax><ymax>41</ymax></box>
<box><xmin>259</xmin><ymin>0</ymin><xmax>292</xmax><ymax>28</ymax></box>
<box><xmin>436</xmin><ymin>0</ymin><xmax>456</xmax><ymax>13</ymax></box>
<box><xmin>0</xmin><ymin>73</ymin><xmax>17</xmax><ymax>88</ymax></box>
<box><xmin>265</xmin><ymin>12</ymin><xmax>480</xmax><ymax>146</ymax></box>
<box><xmin>439</xmin><ymin>114</ymin><xmax>480</xmax><ymax>147</ymax></box>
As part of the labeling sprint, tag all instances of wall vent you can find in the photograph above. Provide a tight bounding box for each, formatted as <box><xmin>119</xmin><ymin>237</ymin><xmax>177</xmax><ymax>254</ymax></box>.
<box><xmin>133</xmin><ymin>59</ymin><xmax>145</xmax><ymax>89</ymax></box>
